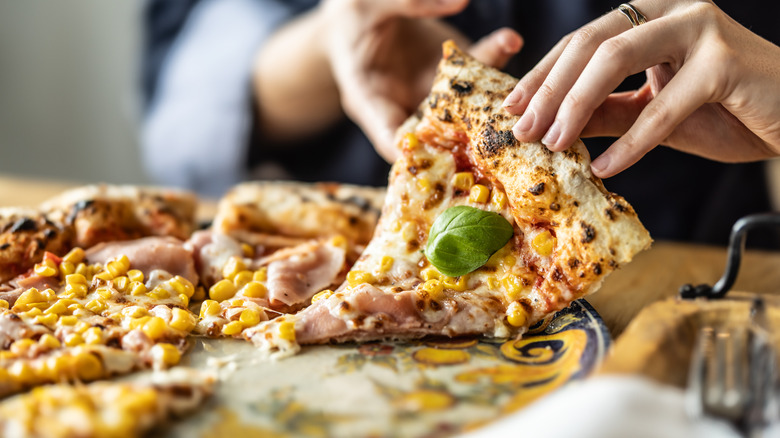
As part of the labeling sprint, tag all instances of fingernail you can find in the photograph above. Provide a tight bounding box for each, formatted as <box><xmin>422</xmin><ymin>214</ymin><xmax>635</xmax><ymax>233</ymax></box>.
<box><xmin>591</xmin><ymin>153</ymin><xmax>610</xmax><ymax>175</ymax></box>
<box><xmin>513</xmin><ymin>109</ymin><xmax>535</xmax><ymax>135</ymax></box>
<box><xmin>541</xmin><ymin>120</ymin><xmax>561</xmax><ymax>148</ymax></box>
<box><xmin>503</xmin><ymin>90</ymin><xmax>522</xmax><ymax>108</ymax></box>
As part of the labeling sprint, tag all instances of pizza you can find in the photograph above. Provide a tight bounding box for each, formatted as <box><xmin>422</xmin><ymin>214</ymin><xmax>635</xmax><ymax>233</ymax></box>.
<box><xmin>0</xmin><ymin>368</ymin><xmax>214</xmax><ymax>438</ymax></box>
<box><xmin>242</xmin><ymin>41</ymin><xmax>651</xmax><ymax>357</ymax></box>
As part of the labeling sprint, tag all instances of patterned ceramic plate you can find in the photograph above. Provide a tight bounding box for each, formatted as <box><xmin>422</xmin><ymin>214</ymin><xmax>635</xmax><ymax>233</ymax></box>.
<box><xmin>160</xmin><ymin>299</ymin><xmax>609</xmax><ymax>438</ymax></box>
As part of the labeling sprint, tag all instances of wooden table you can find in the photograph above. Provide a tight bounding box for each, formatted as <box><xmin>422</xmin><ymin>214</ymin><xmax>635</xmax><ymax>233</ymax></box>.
<box><xmin>2</xmin><ymin>174</ymin><xmax>779</xmax><ymax>340</ymax></box>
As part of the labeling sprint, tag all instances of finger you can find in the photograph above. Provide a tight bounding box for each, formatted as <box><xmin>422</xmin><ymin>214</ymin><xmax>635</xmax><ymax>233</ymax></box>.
<box><xmin>341</xmin><ymin>82</ymin><xmax>407</xmax><ymax>163</ymax></box>
<box><xmin>580</xmin><ymin>87</ymin><xmax>652</xmax><ymax>138</ymax></box>
<box><xmin>369</xmin><ymin>0</ymin><xmax>470</xmax><ymax>20</ymax></box>
<box><xmin>468</xmin><ymin>28</ymin><xmax>523</xmax><ymax>69</ymax></box>
<box><xmin>510</xmin><ymin>10</ymin><xmax>632</xmax><ymax>144</ymax></box>
<box><xmin>503</xmin><ymin>33</ymin><xmax>570</xmax><ymax>113</ymax></box>
<box><xmin>545</xmin><ymin>18</ymin><xmax>687</xmax><ymax>151</ymax></box>
<box><xmin>591</xmin><ymin>59</ymin><xmax>714</xmax><ymax>178</ymax></box>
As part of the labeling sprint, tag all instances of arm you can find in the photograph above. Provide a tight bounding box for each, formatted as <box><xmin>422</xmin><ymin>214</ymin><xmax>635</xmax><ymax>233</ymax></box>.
<box><xmin>503</xmin><ymin>0</ymin><xmax>780</xmax><ymax>177</ymax></box>
<box><xmin>253</xmin><ymin>0</ymin><xmax>523</xmax><ymax>162</ymax></box>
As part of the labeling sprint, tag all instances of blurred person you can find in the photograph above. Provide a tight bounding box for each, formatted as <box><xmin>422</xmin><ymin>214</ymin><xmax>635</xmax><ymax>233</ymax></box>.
<box><xmin>141</xmin><ymin>0</ymin><xmax>780</xmax><ymax>247</ymax></box>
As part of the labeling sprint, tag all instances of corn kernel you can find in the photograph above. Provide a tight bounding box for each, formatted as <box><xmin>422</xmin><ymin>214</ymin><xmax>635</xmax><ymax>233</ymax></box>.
<box><xmin>75</xmin><ymin>351</ymin><xmax>104</xmax><ymax>380</ymax></box>
<box><xmin>58</xmin><ymin>315</ymin><xmax>78</xmax><ymax>326</ymax></box>
<box><xmin>83</xmin><ymin>327</ymin><xmax>103</xmax><ymax>345</ymax></box>
<box><xmin>421</xmin><ymin>279</ymin><xmax>444</xmax><ymax>299</ymax></box>
<box><xmin>63</xmin><ymin>247</ymin><xmax>85</xmax><ymax>265</ymax></box>
<box><xmin>125</xmin><ymin>269</ymin><xmax>144</xmax><ymax>283</ymax></box>
<box><xmin>178</xmin><ymin>294</ymin><xmax>190</xmax><ymax>307</ymax></box>
<box><xmin>469</xmin><ymin>184</ymin><xmax>490</xmax><ymax>203</ymax></box>
<box><xmin>222</xmin><ymin>320</ymin><xmax>244</xmax><ymax>336</ymax></box>
<box><xmin>170</xmin><ymin>275</ymin><xmax>195</xmax><ymax>298</ymax></box>
<box><xmin>311</xmin><ymin>289</ymin><xmax>333</xmax><ymax>304</ymax></box>
<box><xmin>403</xmin><ymin>132</ymin><xmax>419</xmax><ymax>150</ymax></box>
<box><xmin>122</xmin><ymin>306</ymin><xmax>147</xmax><ymax>319</ymax></box>
<box><xmin>65</xmin><ymin>283</ymin><xmax>88</xmax><ymax>299</ymax></box>
<box><xmin>421</xmin><ymin>267</ymin><xmax>442</xmax><ymax>281</ymax></box>
<box><xmin>95</xmin><ymin>287</ymin><xmax>113</xmax><ymax>301</ymax></box>
<box><xmin>241</xmin><ymin>243</ymin><xmax>255</xmax><ymax>258</ymax></box>
<box><xmin>401</xmin><ymin>221</ymin><xmax>418</xmax><ymax>241</ymax></box>
<box><xmin>506</xmin><ymin>302</ymin><xmax>527</xmax><ymax>327</ymax></box>
<box><xmin>379</xmin><ymin>256</ymin><xmax>394</xmax><ymax>274</ymax></box>
<box><xmin>9</xmin><ymin>361</ymin><xmax>36</xmax><ymax>385</ymax></box>
<box><xmin>34</xmin><ymin>259</ymin><xmax>58</xmax><ymax>277</ymax></box>
<box><xmin>253</xmin><ymin>268</ymin><xmax>267</xmax><ymax>282</ymax></box>
<box><xmin>129</xmin><ymin>281</ymin><xmax>147</xmax><ymax>296</ymax></box>
<box><xmin>0</xmin><ymin>299</ymin><xmax>7</xmax><ymax>309</ymax></box>
<box><xmin>192</xmin><ymin>286</ymin><xmax>206</xmax><ymax>301</ymax></box>
<box><xmin>64</xmin><ymin>333</ymin><xmax>85</xmax><ymax>347</ymax></box>
<box><xmin>147</xmin><ymin>286</ymin><xmax>170</xmax><ymax>300</ymax></box>
<box><xmin>199</xmin><ymin>300</ymin><xmax>221</xmax><ymax>318</ymax></box>
<box><xmin>443</xmin><ymin>275</ymin><xmax>469</xmax><ymax>292</ymax></box>
<box><xmin>75</xmin><ymin>262</ymin><xmax>89</xmax><ymax>277</ymax></box>
<box><xmin>85</xmin><ymin>299</ymin><xmax>107</xmax><ymax>314</ymax></box>
<box><xmin>113</xmin><ymin>275</ymin><xmax>129</xmax><ymax>292</ymax></box>
<box><xmin>59</xmin><ymin>260</ymin><xmax>76</xmax><ymax>276</ymax></box>
<box><xmin>233</xmin><ymin>271</ymin><xmax>253</xmax><ymax>289</ymax></box>
<box><xmin>209</xmin><ymin>279</ymin><xmax>237</xmax><ymax>302</ymax></box>
<box><xmin>21</xmin><ymin>307</ymin><xmax>43</xmax><ymax>319</ymax></box>
<box><xmin>66</xmin><ymin>273</ymin><xmax>87</xmax><ymax>285</ymax></box>
<box><xmin>503</xmin><ymin>255</ymin><xmax>517</xmax><ymax>267</ymax></box>
<box><xmin>486</xmin><ymin>277</ymin><xmax>500</xmax><ymax>290</ymax></box>
<box><xmin>417</xmin><ymin>177</ymin><xmax>431</xmax><ymax>192</ymax></box>
<box><xmin>0</xmin><ymin>351</ymin><xmax>16</xmax><ymax>361</ymax></box>
<box><xmin>151</xmin><ymin>343</ymin><xmax>181</xmax><ymax>367</ymax></box>
<box><xmin>128</xmin><ymin>316</ymin><xmax>150</xmax><ymax>331</ymax></box>
<box><xmin>34</xmin><ymin>313</ymin><xmax>58</xmax><ymax>327</ymax></box>
<box><xmin>230</xmin><ymin>299</ymin><xmax>245</xmax><ymax>307</ymax></box>
<box><xmin>104</xmin><ymin>255</ymin><xmax>130</xmax><ymax>278</ymax></box>
<box><xmin>278</xmin><ymin>321</ymin><xmax>296</xmax><ymax>341</ymax></box>
<box><xmin>43</xmin><ymin>355</ymin><xmax>71</xmax><ymax>381</ymax></box>
<box><xmin>453</xmin><ymin>172</ymin><xmax>475</xmax><ymax>191</ymax></box>
<box><xmin>346</xmin><ymin>271</ymin><xmax>374</xmax><ymax>287</ymax></box>
<box><xmin>239</xmin><ymin>308</ymin><xmax>262</xmax><ymax>327</ymax></box>
<box><xmin>38</xmin><ymin>333</ymin><xmax>61</xmax><ymax>350</ymax></box>
<box><xmin>491</xmin><ymin>189</ymin><xmax>507</xmax><ymax>210</ymax></box>
<box><xmin>330</xmin><ymin>235</ymin><xmax>348</xmax><ymax>250</ymax></box>
<box><xmin>11</xmin><ymin>339</ymin><xmax>36</xmax><ymax>355</ymax></box>
<box><xmin>169</xmin><ymin>308</ymin><xmax>196</xmax><ymax>332</ymax></box>
<box><xmin>532</xmin><ymin>230</ymin><xmax>557</xmax><ymax>257</ymax></box>
<box><xmin>142</xmin><ymin>316</ymin><xmax>167</xmax><ymax>340</ymax></box>
<box><xmin>222</xmin><ymin>256</ymin><xmax>247</xmax><ymax>281</ymax></box>
<box><xmin>13</xmin><ymin>288</ymin><xmax>46</xmax><ymax>310</ymax></box>
<box><xmin>74</xmin><ymin>321</ymin><xmax>91</xmax><ymax>334</ymax></box>
<box><xmin>501</xmin><ymin>275</ymin><xmax>526</xmax><ymax>301</ymax></box>
<box><xmin>242</xmin><ymin>281</ymin><xmax>267</xmax><ymax>299</ymax></box>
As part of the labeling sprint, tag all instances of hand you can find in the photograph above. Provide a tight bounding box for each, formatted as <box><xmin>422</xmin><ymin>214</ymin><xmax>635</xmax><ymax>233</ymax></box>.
<box><xmin>502</xmin><ymin>0</ymin><xmax>780</xmax><ymax>178</ymax></box>
<box><xmin>322</xmin><ymin>0</ymin><xmax>523</xmax><ymax>162</ymax></box>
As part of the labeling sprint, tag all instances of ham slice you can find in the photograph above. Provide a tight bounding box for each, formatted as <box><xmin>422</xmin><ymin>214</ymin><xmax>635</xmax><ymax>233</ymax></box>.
<box><xmin>86</xmin><ymin>236</ymin><xmax>198</xmax><ymax>285</ymax></box>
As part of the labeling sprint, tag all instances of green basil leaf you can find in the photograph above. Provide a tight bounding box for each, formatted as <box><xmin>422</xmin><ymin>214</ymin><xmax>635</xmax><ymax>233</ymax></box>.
<box><xmin>424</xmin><ymin>205</ymin><xmax>514</xmax><ymax>277</ymax></box>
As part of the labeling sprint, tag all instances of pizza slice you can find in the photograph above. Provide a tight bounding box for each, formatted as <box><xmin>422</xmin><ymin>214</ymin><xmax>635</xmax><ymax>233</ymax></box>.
<box><xmin>191</xmin><ymin>182</ymin><xmax>385</xmax><ymax>338</ymax></box>
<box><xmin>243</xmin><ymin>41</ymin><xmax>652</xmax><ymax>357</ymax></box>
<box><xmin>0</xmin><ymin>368</ymin><xmax>214</xmax><ymax>438</ymax></box>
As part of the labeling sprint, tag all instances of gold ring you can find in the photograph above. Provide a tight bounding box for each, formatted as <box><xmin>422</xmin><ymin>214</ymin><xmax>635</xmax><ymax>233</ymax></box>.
<box><xmin>618</xmin><ymin>3</ymin><xmax>647</xmax><ymax>28</ymax></box>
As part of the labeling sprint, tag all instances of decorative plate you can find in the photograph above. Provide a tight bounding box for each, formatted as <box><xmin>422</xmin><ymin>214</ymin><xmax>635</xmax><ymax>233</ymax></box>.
<box><xmin>161</xmin><ymin>299</ymin><xmax>609</xmax><ymax>438</ymax></box>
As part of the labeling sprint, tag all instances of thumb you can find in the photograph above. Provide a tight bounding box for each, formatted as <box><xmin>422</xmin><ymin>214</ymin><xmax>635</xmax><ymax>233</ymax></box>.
<box><xmin>372</xmin><ymin>0</ymin><xmax>470</xmax><ymax>20</ymax></box>
<box><xmin>468</xmin><ymin>28</ymin><xmax>523</xmax><ymax>69</ymax></box>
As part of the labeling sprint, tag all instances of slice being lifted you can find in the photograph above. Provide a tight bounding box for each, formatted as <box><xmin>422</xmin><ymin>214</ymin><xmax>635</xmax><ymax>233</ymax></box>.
<box><xmin>245</xmin><ymin>41</ymin><xmax>652</xmax><ymax>357</ymax></box>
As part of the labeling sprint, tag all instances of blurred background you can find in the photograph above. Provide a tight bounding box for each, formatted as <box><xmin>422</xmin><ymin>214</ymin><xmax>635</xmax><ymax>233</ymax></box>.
<box><xmin>0</xmin><ymin>0</ymin><xmax>147</xmax><ymax>185</ymax></box>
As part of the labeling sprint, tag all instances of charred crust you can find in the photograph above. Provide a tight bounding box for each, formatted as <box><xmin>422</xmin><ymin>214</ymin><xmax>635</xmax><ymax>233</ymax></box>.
<box><xmin>439</xmin><ymin>109</ymin><xmax>453</xmax><ymax>123</ymax></box>
<box><xmin>0</xmin><ymin>243</ymin><xmax>9</xmax><ymax>250</ymax></box>
<box><xmin>430</xmin><ymin>300</ymin><xmax>442</xmax><ymax>311</ymax></box>
<box><xmin>343</xmin><ymin>195</ymin><xmax>374</xmax><ymax>213</ymax></box>
<box><xmin>612</xmin><ymin>201</ymin><xmax>627</xmax><ymax>213</ymax></box>
<box><xmin>422</xmin><ymin>183</ymin><xmax>446</xmax><ymax>210</ymax></box>
<box><xmin>568</xmin><ymin>258</ymin><xmax>580</xmax><ymax>269</ymax></box>
<box><xmin>550</xmin><ymin>203</ymin><xmax>561</xmax><ymax>211</ymax></box>
<box><xmin>43</xmin><ymin>228</ymin><xmax>56</xmax><ymax>239</ymax></box>
<box><xmin>339</xmin><ymin>301</ymin><xmax>351</xmax><ymax>312</ymax></box>
<box><xmin>573</xmin><ymin>201</ymin><xmax>579</xmax><ymax>207</ymax></box>
<box><xmin>608</xmin><ymin>259</ymin><xmax>618</xmax><ymax>268</ymax></box>
<box><xmin>605</xmin><ymin>208</ymin><xmax>615</xmax><ymax>221</ymax></box>
<box><xmin>9</xmin><ymin>218</ymin><xmax>37</xmax><ymax>233</ymax></box>
<box><xmin>450</xmin><ymin>79</ymin><xmax>473</xmax><ymax>95</ymax></box>
<box><xmin>528</xmin><ymin>183</ymin><xmax>545</xmax><ymax>196</ymax></box>
<box><xmin>478</xmin><ymin>124</ymin><xmax>517</xmax><ymax>158</ymax></box>
<box><xmin>552</xmin><ymin>267</ymin><xmax>564</xmax><ymax>282</ymax></box>
<box><xmin>592</xmin><ymin>262</ymin><xmax>602</xmax><ymax>276</ymax></box>
<box><xmin>407</xmin><ymin>165</ymin><xmax>419</xmax><ymax>176</ymax></box>
<box><xmin>518</xmin><ymin>299</ymin><xmax>533</xmax><ymax>315</ymax></box>
<box><xmin>66</xmin><ymin>199</ymin><xmax>95</xmax><ymax>223</ymax></box>
<box><xmin>348</xmin><ymin>216</ymin><xmax>359</xmax><ymax>226</ymax></box>
<box><xmin>580</xmin><ymin>222</ymin><xmax>596</xmax><ymax>243</ymax></box>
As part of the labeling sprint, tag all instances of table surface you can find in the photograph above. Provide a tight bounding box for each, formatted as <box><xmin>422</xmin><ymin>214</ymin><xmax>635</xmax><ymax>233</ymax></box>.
<box><xmin>2</xmin><ymin>174</ymin><xmax>779</xmax><ymax>340</ymax></box>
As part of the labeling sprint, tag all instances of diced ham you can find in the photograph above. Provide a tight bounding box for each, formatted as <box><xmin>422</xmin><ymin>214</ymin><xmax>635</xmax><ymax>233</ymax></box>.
<box><xmin>262</xmin><ymin>241</ymin><xmax>346</xmax><ymax>309</ymax></box>
<box><xmin>0</xmin><ymin>274</ymin><xmax>60</xmax><ymax>307</ymax></box>
<box><xmin>185</xmin><ymin>230</ymin><xmax>243</xmax><ymax>286</ymax></box>
<box><xmin>86</xmin><ymin>236</ymin><xmax>198</xmax><ymax>285</ymax></box>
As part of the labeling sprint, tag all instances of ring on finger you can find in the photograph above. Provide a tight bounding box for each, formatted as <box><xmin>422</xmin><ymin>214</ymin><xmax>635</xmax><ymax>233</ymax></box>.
<box><xmin>618</xmin><ymin>3</ymin><xmax>648</xmax><ymax>28</ymax></box>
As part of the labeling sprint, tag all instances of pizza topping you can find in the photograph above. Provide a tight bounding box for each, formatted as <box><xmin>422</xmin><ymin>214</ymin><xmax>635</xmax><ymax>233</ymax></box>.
<box><xmin>265</xmin><ymin>240</ymin><xmax>346</xmax><ymax>308</ymax></box>
<box><xmin>424</xmin><ymin>206</ymin><xmax>514</xmax><ymax>277</ymax></box>
<box><xmin>85</xmin><ymin>237</ymin><xmax>199</xmax><ymax>286</ymax></box>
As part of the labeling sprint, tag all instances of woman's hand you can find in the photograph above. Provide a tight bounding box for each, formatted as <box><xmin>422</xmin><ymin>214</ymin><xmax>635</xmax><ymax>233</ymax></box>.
<box><xmin>322</xmin><ymin>0</ymin><xmax>522</xmax><ymax>161</ymax></box>
<box><xmin>502</xmin><ymin>0</ymin><xmax>780</xmax><ymax>177</ymax></box>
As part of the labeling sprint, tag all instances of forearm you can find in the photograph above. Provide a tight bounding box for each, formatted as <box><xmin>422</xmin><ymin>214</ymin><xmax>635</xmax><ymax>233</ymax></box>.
<box><xmin>252</xmin><ymin>6</ymin><xmax>343</xmax><ymax>142</ymax></box>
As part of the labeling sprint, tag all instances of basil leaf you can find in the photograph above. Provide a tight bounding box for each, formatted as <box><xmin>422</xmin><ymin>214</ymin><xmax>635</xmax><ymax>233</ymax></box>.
<box><xmin>424</xmin><ymin>205</ymin><xmax>514</xmax><ymax>277</ymax></box>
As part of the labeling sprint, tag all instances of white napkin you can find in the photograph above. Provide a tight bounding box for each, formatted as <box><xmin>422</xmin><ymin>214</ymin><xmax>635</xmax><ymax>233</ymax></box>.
<box><xmin>459</xmin><ymin>375</ymin><xmax>761</xmax><ymax>438</ymax></box>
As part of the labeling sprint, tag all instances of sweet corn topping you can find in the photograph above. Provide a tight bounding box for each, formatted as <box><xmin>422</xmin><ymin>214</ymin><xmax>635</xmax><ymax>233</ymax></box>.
<box><xmin>239</xmin><ymin>308</ymin><xmax>262</xmax><ymax>327</ymax></box>
<box><xmin>106</xmin><ymin>255</ymin><xmax>130</xmax><ymax>278</ymax></box>
<box><xmin>75</xmin><ymin>351</ymin><xmax>104</xmax><ymax>380</ymax></box>
<box><xmin>310</xmin><ymin>289</ymin><xmax>333</xmax><ymax>304</ymax></box>
<box><xmin>421</xmin><ymin>279</ymin><xmax>444</xmax><ymax>299</ymax></box>
<box><xmin>532</xmin><ymin>230</ymin><xmax>557</xmax><ymax>257</ymax></box>
<box><xmin>222</xmin><ymin>256</ymin><xmax>247</xmax><ymax>281</ymax></box>
<box><xmin>0</xmin><ymin>299</ymin><xmax>8</xmax><ymax>309</ymax></box>
<box><xmin>147</xmin><ymin>286</ymin><xmax>170</xmax><ymax>300</ymax></box>
<box><xmin>170</xmin><ymin>275</ymin><xmax>195</xmax><ymax>298</ymax></box>
<box><xmin>142</xmin><ymin>317</ymin><xmax>167</xmax><ymax>340</ymax></box>
<box><xmin>241</xmin><ymin>243</ymin><xmax>255</xmax><ymax>258</ymax></box>
<box><xmin>11</xmin><ymin>339</ymin><xmax>36</xmax><ymax>355</ymax></box>
<box><xmin>34</xmin><ymin>259</ymin><xmax>58</xmax><ymax>277</ymax></box>
<box><xmin>379</xmin><ymin>256</ymin><xmax>394</xmax><ymax>274</ymax></box>
<box><xmin>417</xmin><ymin>177</ymin><xmax>432</xmax><ymax>192</ymax></box>
<box><xmin>403</xmin><ymin>132</ymin><xmax>419</xmax><ymax>150</ymax></box>
<box><xmin>346</xmin><ymin>271</ymin><xmax>374</xmax><ymax>287</ymax></box>
<box><xmin>113</xmin><ymin>275</ymin><xmax>129</xmax><ymax>292</ymax></box>
<box><xmin>85</xmin><ymin>299</ymin><xmax>107</xmax><ymax>315</ymax></box>
<box><xmin>38</xmin><ymin>333</ymin><xmax>61</xmax><ymax>350</ymax></box>
<box><xmin>442</xmin><ymin>275</ymin><xmax>469</xmax><ymax>292</ymax></box>
<box><xmin>126</xmin><ymin>269</ymin><xmax>144</xmax><ymax>283</ymax></box>
<box><xmin>62</xmin><ymin>247</ymin><xmax>85</xmax><ymax>265</ymax></box>
<box><xmin>330</xmin><ymin>235</ymin><xmax>348</xmax><ymax>250</ymax></box>
<box><xmin>178</xmin><ymin>293</ymin><xmax>190</xmax><ymax>307</ymax></box>
<box><xmin>501</xmin><ymin>275</ymin><xmax>526</xmax><ymax>301</ymax></box>
<box><xmin>491</xmin><ymin>190</ymin><xmax>507</xmax><ymax>210</ymax></box>
<box><xmin>253</xmin><ymin>268</ymin><xmax>267</xmax><ymax>282</ymax></box>
<box><xmin>13</xmin><ymin>288</ymin><xmax>46</xmax><ymax>310</ymax></box>
<box><xmin>452</xmin><ymin>172</ymin><xmax>475</xmax><ymax>191</ymax></box>
<box><xmin>199</xmin><ymin>300</ymin><xmax>221</xmax><ymax>318</ymax></box>
<box><xmin>222</xmin><ymin>320</ymin><xmax>244</xmax><ymax>336</ymax></box>
<box><xmin>506</xmin><ymin>302</ymin><xmax>527</xmax><ymax>327</ymax></box>
<box><xmin>64</xmin><ymin>333</ymin><xmax>84</xmax><ymax>347</ymax></box>
<box><xmin>59</xmin><ymin>261</ymin><xmax>75</xmax><ymax>276</ymax></box>
<box><xmin>58</xmin><ymin>315</ymin><xmax>78</xmax><ymax>326</ymax></box>
<box><xmin>233</xmin><ymin>271</ymin><xmax>253</xmax><ymax>289</ymax></box>
<box><xmin>486</xmin><ymin>277</ymin><xmax>500</xmax><ymax>290</ymax></box>
<box><xmin>401</xmin><ymin>221</ymin><xmax>418</xmax><ymax>242</ymax></box>
<box><xmin>242</xmin><ymin>281</ymin><xmax>267</xmax><ymax>299</ymax></box>
<box><xmin>278</xmin><ymin>321</ymin><xmax>296</xmax><ymax>341</ymax></box>
<box><xmin>169</xmin><ymin>308</ymin><xmax>196</xmax><ymax>332</ymax></box>
<box><xmin>129</xmin><ymin>281</ymin><xmax>147</xmax><ymax>296</ymax></box>
<box><xmin>83</xmin><ymin>327</ymin><xmax>104</xmax><ymax>345</ymax></box>
<box><xmin>469</xmin><ymin>184</ymin><xmax>490</xmax><ymax>203</ymax></box>
<box><xmin>151</xmin><ymin>343</ymin><xmax>181</xmax><ymax>366</ymax></box>
<box><xmin>421</xmin><ymin>267</ymin><xmax>442</xmax><ymax>281</ymax></box>
<box><xmin>34</xmin><ymin>313</ymin><xmax>58</xmax><ymax>327</ymax></box>
<box><xmin>209</xmin><ymin>279</ymin><xmax>237</xmax><ymax>302</ymax></box>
